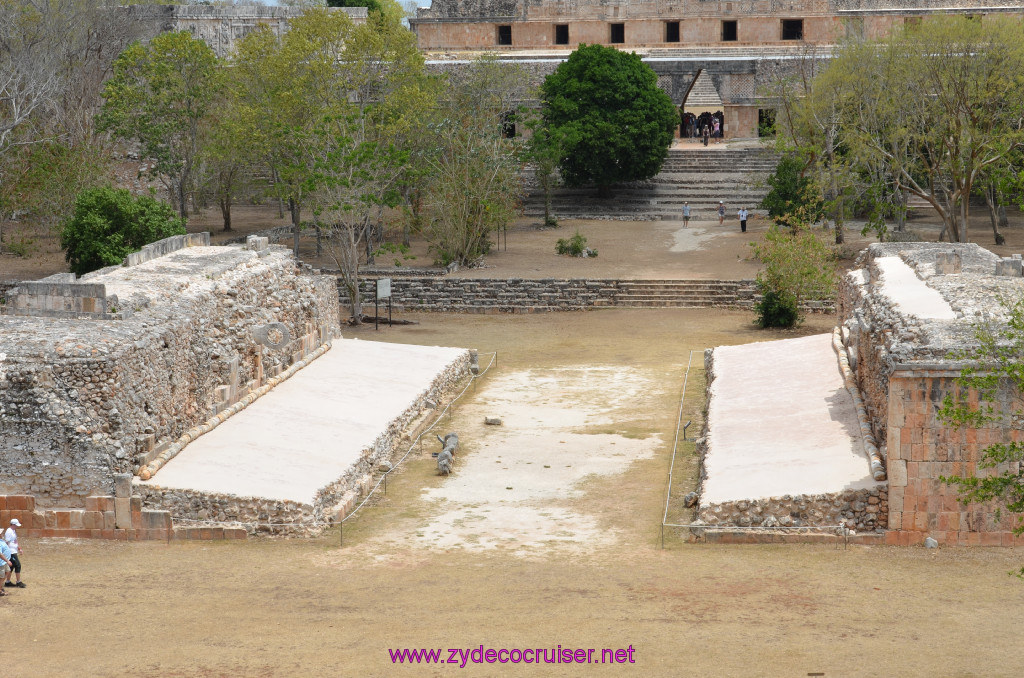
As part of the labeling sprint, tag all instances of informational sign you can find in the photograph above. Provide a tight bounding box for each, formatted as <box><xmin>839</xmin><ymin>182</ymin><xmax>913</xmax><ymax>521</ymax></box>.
<box><xmin>376</xmin><ymin>278</ymin><xmax>391</xmax><ymax>300</ymax></box>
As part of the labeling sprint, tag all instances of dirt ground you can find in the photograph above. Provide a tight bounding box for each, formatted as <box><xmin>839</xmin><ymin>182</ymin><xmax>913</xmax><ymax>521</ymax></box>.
<box><xmin>3</xmin><ymin>199</ymin><xmax>1024</xmax><ymax>282</ymax></box>
<box><xmin>5</xmin><ymin>310</ymin><xmax>1024</xmax><ymax>677</ymax></box>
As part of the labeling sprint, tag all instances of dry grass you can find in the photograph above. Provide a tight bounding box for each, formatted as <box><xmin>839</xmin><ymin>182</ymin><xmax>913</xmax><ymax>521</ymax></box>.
<box><xmin>6</xmin><ymin>309</ymin><xmax>1024</xmax><ymax>677</ymax></box>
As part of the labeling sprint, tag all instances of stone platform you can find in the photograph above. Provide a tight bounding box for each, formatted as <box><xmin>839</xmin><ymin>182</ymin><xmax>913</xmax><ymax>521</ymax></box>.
<box><xmin>697</xmin><ymin>333</ymin><xmax>887</xmax><ymax>531</ymax></box>
<box><xmin>135</xmin><ymin>338</ymin><xmax>470</xmax><ymax>532</ymax></box>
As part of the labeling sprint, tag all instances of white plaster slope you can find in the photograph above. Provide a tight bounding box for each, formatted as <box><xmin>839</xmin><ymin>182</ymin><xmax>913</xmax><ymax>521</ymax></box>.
<box><xmin>703</xmin><ymin>333</ymin><xmax>884</xmax><ymax>504</ymax></box>
<box><xmin>137</xmin><ymin>338</ymin><xmax>467</xmax><ymax>504</ymax></box>
<box><xmin>875</xmin><ymin>256</ymin><xmax>956</xmax><ymax>320</ymax></box>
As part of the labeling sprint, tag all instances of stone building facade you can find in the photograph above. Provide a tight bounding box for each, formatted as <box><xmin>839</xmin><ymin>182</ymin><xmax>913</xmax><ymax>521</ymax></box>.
<box><xmin>838</xmin><ymin>243</ymin><xmax>1024</xmax><ymax>546</ymax></box>
<box><xmin>126</xmin><ymin>4</ymin><xmax>367</xmax><ymax>58</ymax></box>
<box><xmin>413</xmin><ymin>1</ymin><xmax>1024</xmax><ymax>138</ymax></box>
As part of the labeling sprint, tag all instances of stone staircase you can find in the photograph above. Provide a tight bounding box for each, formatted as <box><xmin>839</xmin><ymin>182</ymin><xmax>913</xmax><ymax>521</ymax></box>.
<box><xmin>599</xmin><ymin>279</ymin><xmax>755</xmax><ymax>308</ymax></box>
<box><xmin>524</xmin><ymin>147</ymin><xmax>779</xmax><ymax>220</ymax></box>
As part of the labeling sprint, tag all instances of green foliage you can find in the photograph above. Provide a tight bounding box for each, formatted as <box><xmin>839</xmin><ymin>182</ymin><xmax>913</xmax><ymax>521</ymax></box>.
<box><xmin>540</xmin><ymin>44</ymin><xmax>678</xmax><ymax>193</ymax></box>
<box><xmin>556</xmin><ymin>231</ymin><xmax>596</xmax><ymax>257</ymax></box>
<box><xmin>98</xmin><ymin>31</ymin><xmax>219</xmax><ymax>217</ymax></box>
<box><xmin>328</xmin><ymin>0</ymin><xmax>383</xmax><ymax>12</ymax></box>
<box><xmin>750</xmin><ymin>224</ymin><xmax>835</xmax><ymax>328</ymax></box>
<box><xmin>422</xmin><ymin>56</ymin><xmax>525</xmax><ymax>267</ymax></box>
<box><xmin>760</xmin><ymin>154</ymin><xmax>823</xmax><ymax>228</ymax></box>
<box><xmin>938</xmin><ymin>297</ymin><xmax>1024</xmax><ymax>575</ymax></box>
<box><xmin>5</xmin><ymin>236</ymin><xmax>34</xmax><ymax>259</ymax></box>
<box><xmin>754</xmin><ymin>288</ymin><xmax>799</xmax><ymax>328</ymax></box>
<box><xmin>60</xmin><ymin>187</ymin><xmax>185</xmax><ymax>276</ymax></box>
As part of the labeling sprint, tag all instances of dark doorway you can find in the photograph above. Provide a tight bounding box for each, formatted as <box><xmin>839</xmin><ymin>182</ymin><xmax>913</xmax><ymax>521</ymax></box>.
<box><xmin>610</xmin><ymin>23</ymin><xmax>624</xmax><ymax>44</ymax></box>
<box><xmin>497</xmin><ymin>25</ymin><xmax>512</xmax><ymax>46</ymax></box>
<box><xmin>554</xmin><ymin>24</ymin><xmax>569</xmax><ymax>45</ymax></box>
<box><xmin>781</xmin><ymin>19</ymin><xmax>803</xmax><ymax>40</ymax></box>
<box><xmin>722</xmin><ymin>20</ymin><xmax>737</xmax><ymax>42</ymax></box>
<box><xmin>758</xmin><ymin>109</ymin><xmax>777</xmax><ymax>137</ymax></box>
<box><xmin>666</xmin><ymin>21</ymin><xmax>680</xmax><ymax>43</ymax></box>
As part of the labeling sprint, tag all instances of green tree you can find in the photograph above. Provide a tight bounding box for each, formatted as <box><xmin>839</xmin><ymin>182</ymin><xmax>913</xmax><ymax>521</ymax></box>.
<box><xmin>750</xmin><ymin>224</ymin><xmax>835</xmax><ymax>328</ymax></box>
<box><xmin>99</xmin><ymin>31</ymin><xmax>219</xmax><ymax>219</ymax></box>
<box><xmin>760</xmin><ymin>154</ymin><xmax>823</xmax><ymax>230</ymax></box>
<box><xmin>232</xmin><ymin>8</ymin><xmax>357</xmax><ymax>256</ymax></box>
<box><xmin>539</xmin><ymin>44</ymin><xmax>677</xmax><ymax>197</ymax></box>
<box><xmin>939</xmin><ymin>297</ymin><xmax>1024</xmax><ymax>574</ymax></box>
<box><xmin>821</xmin><ymin>17</ymin><xmax>1024</xmax><ymax>243</ymax></box>
<box><xmin>421</xmin><ymin>56</ymin><xmax>527</xmax><ymax>266</ymax></box>
<box><xmin>60</xmin><ymin>187</ymin><xmax>185</xmax><ymax>276</ymax></box>
<box><xmin>328</xmin><ymin>0</ymin><xmax>384</xmax><ymax>13</ymax></box>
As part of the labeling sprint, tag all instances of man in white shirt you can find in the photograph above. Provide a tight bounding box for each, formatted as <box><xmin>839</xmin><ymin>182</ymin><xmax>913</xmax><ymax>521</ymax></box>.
<box><xmin>682</xmin><ymin>202</ymin><xmax>690</xmax><ymax>227</ymax></box>
<box><xmin>4</xmin><ymin>519</ymin><xmax>24</xmax><ymax>588</ymax></box>
<box><xmin>738</xmin><ymin>207</ymin><xmax>748</xmax><ymax>233</ymax></box>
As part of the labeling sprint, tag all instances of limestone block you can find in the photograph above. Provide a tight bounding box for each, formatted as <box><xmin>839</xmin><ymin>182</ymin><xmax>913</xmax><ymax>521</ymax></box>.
<box><xmin>114</xmin><ymin>497</ymin><xmax>131</xmax><ymax>529</ymax></box>
<box><xmin>994</xmin><ymin>258</ymin><xmax>1023</xmax><ymax>277</ymax></box>
<box><xmin>890</xmin><ymin>460</ymin><xmax>908</xmax><ymax>487</ymax></box>
<box><xmin>934</xmin><ymin>252</ymin><xmax>961</xmax><ymax>275</ymax></box>
<box><xmin>113</xmin><ymin>473</ymin><xmax>132</xmax><ymax>498</ymax></box>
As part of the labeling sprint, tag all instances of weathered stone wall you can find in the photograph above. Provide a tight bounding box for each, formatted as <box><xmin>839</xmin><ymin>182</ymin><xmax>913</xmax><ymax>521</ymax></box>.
<box><xmin>414</xmin><ymin>0</ymin><xmax>1022</xmax><ymax>50</ymax></box>
<box><xmin>698</xmin><ymin>487</ymin><xmax>887</xmax><ymax>532</ymax></box>
<box><xmin>0</xmin><ymin>238</ymin><xmax>341</xmax><ymax>508</ymax></box>
<box><xmin>354</xmin><ymin>276</ymin><xmax>761</xmax><ymax>312</ymax></box>
<box><xmin>125</xmin><ymin>5</ymin><xmax>368</xmax><ymax>58</ymax></box>
<box><xmin>839</xmin><ymin>242</ymin><xmax>1024</xmax><ymax>546</ymax></box>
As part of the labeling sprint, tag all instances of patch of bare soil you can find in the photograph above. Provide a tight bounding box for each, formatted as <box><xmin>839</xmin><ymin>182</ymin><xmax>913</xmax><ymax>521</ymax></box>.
<box><xmin>9</xmin><ymin>310</ymin><xmax>1024</xmax><ymax>677</ymax></box>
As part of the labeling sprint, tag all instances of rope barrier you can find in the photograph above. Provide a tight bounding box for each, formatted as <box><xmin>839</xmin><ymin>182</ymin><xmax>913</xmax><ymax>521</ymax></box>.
<box><xmin>337</xmin><ymin>350</ymin><xmax>497</xmax><ymax>544</ymax></box>
<box><xmin>661</xmin><ymin>350</ymin><xmax>705</xmax><ymax>548</ymax></box>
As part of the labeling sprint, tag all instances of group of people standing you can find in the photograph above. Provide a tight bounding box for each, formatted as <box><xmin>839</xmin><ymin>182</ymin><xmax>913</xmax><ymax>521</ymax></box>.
<box><xmin>681</xmin><ymin>111</ymin><xmax>725</xmax><ymax>146</ymax></box>
<box><xmin>0</xmin><ymin>519</ymin><xmax>25</xmax><ymax>596</ymax></box>
<box><xmin>681</xmin><ymin>201</ymin><xmax>748</xmax><ymax>232</ymax></box>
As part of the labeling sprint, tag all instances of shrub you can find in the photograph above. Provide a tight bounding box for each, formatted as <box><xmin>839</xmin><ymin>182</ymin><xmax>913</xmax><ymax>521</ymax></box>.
<box><xmin>754</xmin><ymin>287</ymin><xmax>799</xmax><ymax>328</ymax></box>
<box><xmin>750</xmin><ymin>224</ymin><xmax>835</xmax><ymax>328</ymax></box>
<box><xmin>556</xmin><ymin>231</ymin><xmax>597</xmax><ymax>257</ymax></box>
<box><xmin>61</xmin><ymin>187</ymin><xmax>185</xmax><ymax>276</ymax></box>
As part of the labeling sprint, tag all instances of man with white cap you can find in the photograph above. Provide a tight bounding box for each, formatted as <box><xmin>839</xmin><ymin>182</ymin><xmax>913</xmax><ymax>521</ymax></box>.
<box><xmin>4</xmin><ymin>519</ymin><xmax>24</xmax><ymax>588</ymax></box>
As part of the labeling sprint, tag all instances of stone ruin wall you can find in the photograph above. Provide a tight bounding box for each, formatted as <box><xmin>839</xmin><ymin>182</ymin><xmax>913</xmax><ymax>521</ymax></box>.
<box><xmin>838</xmin><ymin>243</ymin><xmax>1024</xmax><ymax>546</ymax></box>
<box><xmin>124</xmin><ymin>5</ymin><xmax>367</xmax><ymax>59</ymax></box>
<box><xmin>0</xmin><ymin>237</ymin><xmax>340</xmax><ymax>509</ymax></box>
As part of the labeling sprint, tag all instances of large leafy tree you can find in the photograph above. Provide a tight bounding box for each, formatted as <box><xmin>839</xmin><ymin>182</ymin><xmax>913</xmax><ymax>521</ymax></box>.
<box><xmin>540</xmin><ymin>44</ymin><xmax>678</xmax><ymax>197</ymax></box>
<box><xmin>60</xmin><ymin>186</ymin><xmax>185</xmax><ymax>276</ymax></box>
<box><xmin>817</xmin><ymin>17</ymin><xmax>1024</xmax><ymax>243</ymax></box>
<box><xmin>99</xmin><ymin>30</ymin><xmax>218</xmax><ymax>219</ymax></box>
<box><xmin>421</xmin><ymin>56</ymin><xmax>527</xmax><ymax>266</ymax></box>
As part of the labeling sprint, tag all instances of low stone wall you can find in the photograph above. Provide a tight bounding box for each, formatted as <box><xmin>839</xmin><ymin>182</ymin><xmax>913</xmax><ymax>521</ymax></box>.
<box><xmin>353</xmin><ymin>276</ymin><xmax>766</xmax><ymax>312</ymax></box>
<box><xmin>697</xmin><ymin>487</ymin><xmax>888</xmax><ymax>532</ymax></box>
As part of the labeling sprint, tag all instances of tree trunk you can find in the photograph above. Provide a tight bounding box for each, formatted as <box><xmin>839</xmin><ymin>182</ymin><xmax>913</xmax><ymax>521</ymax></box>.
<box><xmin>289</xmin><ymin>198</ymin><xmax>300</xmax><ymax>257</ymax></box>
<box><xmin>983</xmin><ymin>184</ymin><xmax>1006</xmax><ymax>246</ymax></box>
<box><xmin>176</xmin><ymin>177</ymin><xmax>189</xmax><ymax>220</ymax></box>
<box><xmin>315</xmin><ymin>224</ymin><xmax>322</xmax><ymax>256</ymax></box>
<box><xmin>894</xmin><ymin>189</ymin><xmax>907</xmax><ymax>232</ymax></box>
<box><xmin>220</xmin><ymin>193</ymin><xmax>232</xmax><ymax>232</ymax></box>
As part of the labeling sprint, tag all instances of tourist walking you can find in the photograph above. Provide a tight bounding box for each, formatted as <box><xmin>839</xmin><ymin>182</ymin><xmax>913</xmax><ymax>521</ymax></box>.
<box><xmin>682</xmin><ymin>201</ymin><xmax>690</xmax><ymax>227</ymax></box>
<box><xmin>701</xmin><ymin>125</ymin><xmax>710</xmax><ymax>147</ymax></box>
<box><xmin>738</xmin><ymin>207</ymin><xmax>748</xmax><ymax>233</ymax></box>
<box><xmin>712</xmin><ymin>117</ymin><xmax>721</xmax><ymax>143</ymax></box>
<box><xmin>718</xmin><ymin>201</ymin><xmax>726</xmax><ymax>225</ymax></box>
<box><xmin>3</xmin><ymin>519</ymin><xmax>23</xmax><ymax>588</ymax></box>
<box><xmin>0</xmin><ymin>539</ymin><xmax>12</xmax><ymax>597</ymax></box>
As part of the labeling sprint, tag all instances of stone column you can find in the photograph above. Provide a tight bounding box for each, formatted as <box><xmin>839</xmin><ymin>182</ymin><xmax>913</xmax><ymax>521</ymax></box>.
<box><xmin>113</xmin><ymin>473</ymin><xmax>132</xmax><ymax>529</ymax></box>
